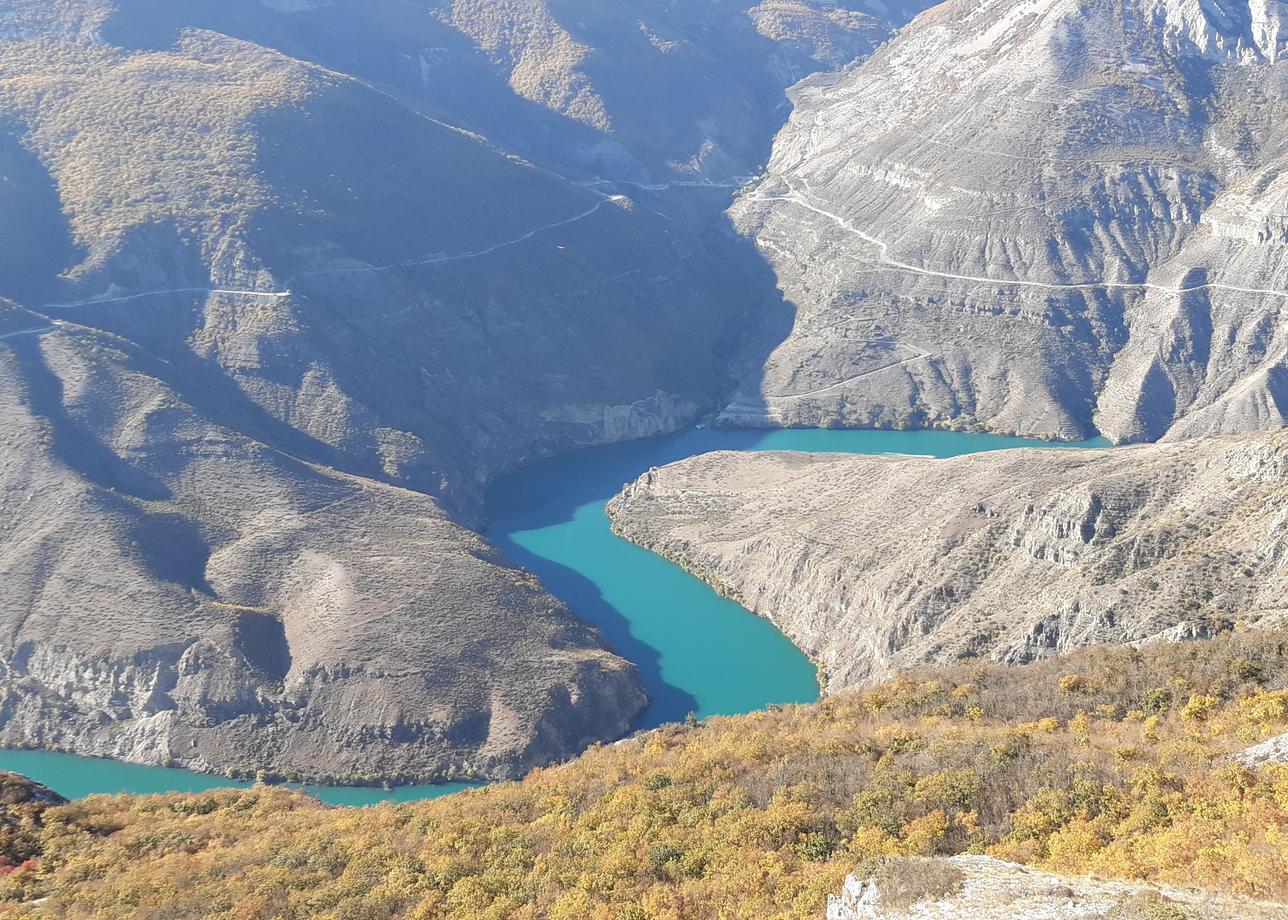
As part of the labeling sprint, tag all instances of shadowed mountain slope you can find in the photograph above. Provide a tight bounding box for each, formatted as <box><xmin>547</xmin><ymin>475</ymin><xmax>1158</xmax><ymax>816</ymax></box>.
<box><xmin>99</xmin><ymin>0</ymin><xmax>936</xmax><ymax>183</ymax></box>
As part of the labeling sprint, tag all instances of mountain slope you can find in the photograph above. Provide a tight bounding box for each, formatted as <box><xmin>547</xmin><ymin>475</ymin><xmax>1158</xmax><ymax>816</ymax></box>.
<box><xmin>98</xmin><ymin>0</ymin><xmax>936</xmax><ymax>183</ymax></box>
<box><xmin>727</xmin><ymin>0</ymin><xmax>1288</xmax><ymax>442</ymax></box>
<box><xmin>0</xmin><ymin>299</ymin><xmax>645</xmax><ymax>782</ymax></box>
<box><xmin>1</xmin><ymin>14</ymin><xmax>754</xmax><ymax>503</ymax></box>
<box><xmin>608</xmin><ymin>432</ymin><xmax>1288</xmax><ymax>690</ymax></box>
<box><xmin>1</xmin><ymin>631</ymin><xmax>1286</xmax><ymax>917</ymax></box>
<box><xmin>0</xmin><ymin>0</ymin><xmax>856</xmax><ymax>779</ymax></box>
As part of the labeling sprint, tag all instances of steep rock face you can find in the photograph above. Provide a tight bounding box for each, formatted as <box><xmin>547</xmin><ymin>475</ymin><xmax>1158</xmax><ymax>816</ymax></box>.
<box><xmin>607</xmin><ymin>434</ymin><xmax>1288</xmax><ymax>690</ymax></box>
<box><xmin>728</xmin><ymin>0</ymin><xmax>1288</xmax><ymax>443</ymax></box>
<box><xmin>0</xmin><ymin>308</ymin><xmax>645</xmax><ymax>782</ymax></box>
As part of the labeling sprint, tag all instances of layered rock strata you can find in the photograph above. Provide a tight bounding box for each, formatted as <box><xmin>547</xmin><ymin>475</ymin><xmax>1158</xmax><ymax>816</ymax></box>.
<box><xmin>608</xmin><ymin>433</ymin><xmax>1288</xmax><ymax>689</ymax></box>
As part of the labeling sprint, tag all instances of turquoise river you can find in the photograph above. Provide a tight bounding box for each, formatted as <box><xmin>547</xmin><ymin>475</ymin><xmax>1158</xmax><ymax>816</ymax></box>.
<box><xmin>0</xmin><ymin>427</ymin><xmax>1104</xmax><ymax>803</ymax></box>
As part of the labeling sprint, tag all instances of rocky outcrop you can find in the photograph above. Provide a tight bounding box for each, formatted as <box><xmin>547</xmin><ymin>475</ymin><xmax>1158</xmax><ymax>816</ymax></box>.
<box><xmin>728</xmin><ymin>0</ymin><xmax>1288</xmax><ymax>444</ymax></box>
<box><xmin>0</xmin><ymin>772</ymin><xmax>66</xmax><ymax>872</ymax></box>
<box><xmin>828</xmin><ymin>856</ymin><xmax>1287</xmax><ymax>919</ymax></box>
<box><xmin>607</xmin><ymin>432</ymin><xmax>1288</xmax><ymax>690</ymax></box>
<box><xmin>1239</xmin><ymin>731</ymin><xmax>1288</xmax><ymax>766</ymax></box>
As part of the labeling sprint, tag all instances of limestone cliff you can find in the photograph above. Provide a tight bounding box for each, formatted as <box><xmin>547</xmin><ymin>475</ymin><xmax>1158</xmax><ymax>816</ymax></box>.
<box><xmin>607</xmin><ymin>433</ymin><xmax>1288</xmax><ymax>690</ymax></box>
<box><xmin>728</xmin><ymin>0</ymin><xmax>1288</xmax><ymax>443</ymax></box>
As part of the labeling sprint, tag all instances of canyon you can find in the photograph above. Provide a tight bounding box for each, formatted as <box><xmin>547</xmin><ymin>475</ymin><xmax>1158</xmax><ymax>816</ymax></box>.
<box><xmin>0</xmin><ymin>0</ymin><xmax>935</xmax><ymax>782</ymax></box>
<box><xmin>1</xmin><ymin>0</ymin><xmax>1287</xmax><ymax>789</ymax></box>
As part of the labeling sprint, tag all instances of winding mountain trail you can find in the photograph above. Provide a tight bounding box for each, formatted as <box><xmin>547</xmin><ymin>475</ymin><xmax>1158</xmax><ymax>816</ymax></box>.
<box><xmin>752</xmin><ymin>180</ymin><xmax>1288</xmax><ymax>302</ymax></box>
<box><xmin>0</xmin><ymin>325</ymin><xmax>55</xmax><ymax>342</ymax></box>
<box><xmin>44</xmin><ymin>288</ymin><xmax>292</xmax><ymax>311</ymax></box>
<box><xmin>580</xmin><ymin>176</ymin><xmax>754</xmax><ymax>193</ymax></box>
<box><xmin>281</xmin><ymin>196</ymin><xmax>628</xmax><ymax>288</ymax></box>
<box><xmin>763</xmin><ymin>346</ymin><xmax>934</xmax><ymax>400</ymax></box>
<box><xmin>40</xmin><ymin>196</ymin><xmax>628</xmax><ymax>311</ymax></box>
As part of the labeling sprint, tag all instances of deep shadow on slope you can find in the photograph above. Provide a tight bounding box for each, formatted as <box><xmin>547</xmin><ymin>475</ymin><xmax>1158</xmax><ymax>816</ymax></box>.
<box><xmin>237</xmin><ymin>70</ymin><xmax>801</xmax><ymax>514</ymax></box>
<box><xmin>487</xmin><ymin>537</ymin><xmax>700</xmax><ymax>729</ymax></box>
<box><xmin>32</xmin><ymin>302</ymin><xmax>364</xmax><ymax>486</ymax></box>
<box><xmin>0</xmin><ymin>130</ymin><xmax>82</xmax><ymax>306</ymax></box>
<box><xmin>101</xmin><ymin>0</ymin><xmax>640</xmax><ymax>178</ymax></box>
<box><xmin>5</xmin><ymin>337</ymin><xmax>172</xmax><ymax>502</ymax></box>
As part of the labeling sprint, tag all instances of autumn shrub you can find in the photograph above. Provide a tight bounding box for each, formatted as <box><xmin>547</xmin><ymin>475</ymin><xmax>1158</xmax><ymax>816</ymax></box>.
<box><xmin>0</xmin><ymin>631</ymin><xmax>1285</xmax><ymax>918</ymax></box>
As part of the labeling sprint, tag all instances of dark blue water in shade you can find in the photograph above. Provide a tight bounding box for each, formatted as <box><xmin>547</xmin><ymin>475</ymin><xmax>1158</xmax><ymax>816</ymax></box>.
<box><xmin>0</xmin><ymin>427</ymin><xmax>1105</xmax><ymax>802</ymax></box>
<box><xmin>0</xmin><ymin>749</ymin><xmax>480</xmax><ymax>805</ymax></box>
<box><xmin>486</xmin><ymin>426</ymin><xmax>1109</xmax><ymax>731</ymax></box>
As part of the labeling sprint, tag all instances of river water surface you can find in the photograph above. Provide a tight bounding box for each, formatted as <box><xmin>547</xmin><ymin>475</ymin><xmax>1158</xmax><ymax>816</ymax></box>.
<box><xmin>0</xmin><ymin>427</ymin><xmax>1104</xmax><ymax>801</ymax></box>
<box><xmin>485</xmin><ymin>426</ymin><xmax>1105</xmax><ymax>729</ymax></box>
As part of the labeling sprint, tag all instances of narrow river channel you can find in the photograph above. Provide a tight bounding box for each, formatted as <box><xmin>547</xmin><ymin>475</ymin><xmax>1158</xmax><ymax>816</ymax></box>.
<box><xmin>0</xmin><ymin>427</ymin><xmax>1105</xmax><ymax>802</ymax></box>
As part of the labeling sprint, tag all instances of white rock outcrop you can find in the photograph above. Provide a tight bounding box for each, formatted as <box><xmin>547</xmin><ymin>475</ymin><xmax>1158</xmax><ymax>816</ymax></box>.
<box><xmin>828</xmin><ymin>856</ymin><xmax>1288</xmax><ymax>919</ymax></box>
<box><xmin>1239</xmin><ymin>731</ymin><xmax>1288</xmax><ymax>766</ymax></box>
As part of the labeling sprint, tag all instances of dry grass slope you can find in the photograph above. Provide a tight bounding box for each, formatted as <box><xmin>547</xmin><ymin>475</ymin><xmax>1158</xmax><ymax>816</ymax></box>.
<box><xmin>1</xmin><ymin>631</ymin><xmax>1286</xmax><ymax>918</ymax></box>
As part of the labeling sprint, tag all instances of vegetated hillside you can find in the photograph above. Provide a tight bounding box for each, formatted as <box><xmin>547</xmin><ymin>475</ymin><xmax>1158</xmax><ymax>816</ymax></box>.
<box><xmin>727</xmin><ymin>0</ymin><xmax>1288</xmax><ymax>443</ymax></box>
<box><xmin>2</xmin><ymin>632</ymin><xmax>1288</xmax><ymax>918</ymax></box>
<box><xmin>608</xmin><ymin>430</ymin><xmax>1288</xmax><ymax>692</ymax></box>
<box><xmin>0</xmin><ymin>0</ymin><xmax>891</xmax><ymax>779</ymax></box>
<box><xmin>97</xmin><ymin>0</ymin><xmax>937</xmax><ymax>183</ymax></box>
<box><xmin>0</xmin><ymin>774</ymin><xmax>64</xmax><ymax>878</ymax></box>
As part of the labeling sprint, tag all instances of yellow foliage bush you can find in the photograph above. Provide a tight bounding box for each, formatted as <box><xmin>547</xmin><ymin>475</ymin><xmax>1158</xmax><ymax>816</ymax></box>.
<box><xmin>1181</xmin><ymin>694</ymin><xmax>1219</xmax><ymax>723</ymax></box>
<box><xmin>0</xmin><ymin>631</ymin><xmax>1285</xmax><ymax>917</ymax></box>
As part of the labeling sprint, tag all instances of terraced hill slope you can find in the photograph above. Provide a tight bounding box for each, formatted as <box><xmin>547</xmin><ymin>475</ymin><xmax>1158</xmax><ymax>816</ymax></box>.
<box><xmin>728</xmin><ymin>0</ymin><xmax>1288</xmax><ymax>442</ymax></box>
